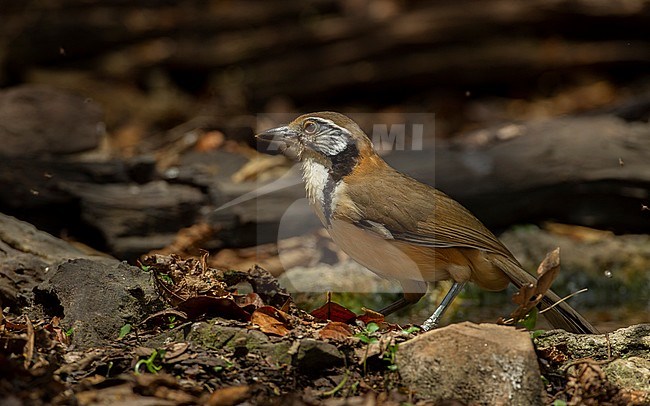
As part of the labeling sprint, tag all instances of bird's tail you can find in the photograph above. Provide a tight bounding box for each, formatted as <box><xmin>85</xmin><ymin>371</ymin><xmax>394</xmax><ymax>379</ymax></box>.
<box><xmin>490</xmin><ymin>254</ymin><xmax>598</xmax><ymax>334</ymax></box>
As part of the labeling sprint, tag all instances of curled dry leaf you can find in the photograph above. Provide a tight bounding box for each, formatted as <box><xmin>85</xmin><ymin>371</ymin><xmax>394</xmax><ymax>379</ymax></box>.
<box><xmin>163</xmin><ymin>342</ymin><xmax>190</xmax><ymax>362</ymax></box>
<box><xmin>318</xmin><ymin>322</ymin><xmax>354</xmax><ymax>341</ymax></box>
<box><xmin>535</xmin><ymin>247</ymin><xmax>561</xmax><ymax>297</ymax></box>
<box><xmin>499</xmin><ymin>248</ymin><xmax>562</xmax><ymax>326</ymax></box>
<box><xmin>537</xmin><ymin>343</ymin><xmax>570</xmax><ymax>364</ymax></box>
<box><xmin>251</xmin><ymin>306</ymin><xmax>291</xmax><ymax>336</ymax></box>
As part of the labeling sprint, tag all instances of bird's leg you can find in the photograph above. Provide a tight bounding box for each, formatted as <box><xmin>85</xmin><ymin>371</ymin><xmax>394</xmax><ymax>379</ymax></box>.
<box><xmin>421</xmin><ymin>281</ymin><xmax>467</xmax><ymax>331</ymax></box>
<box><xmin>378</xmin><ymin>291</ymin><xmax>425</xmax><ymax>316</ymax></box>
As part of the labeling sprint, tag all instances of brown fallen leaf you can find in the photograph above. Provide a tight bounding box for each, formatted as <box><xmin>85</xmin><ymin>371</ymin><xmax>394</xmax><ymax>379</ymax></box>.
<box><xmin>357</xmin><ymin>308</ymin><xmax>385</xmax><ymax>326</ymax></box>
<box><xmin>535</xmin><ymin>247</ymin><xmax>561</xmax><ymax>297</ymax></box>
<box><xmin>318</xmin><ymin>322</ymin><xmax>354</xmax><ymax>341</ymax></box>
<box><xmin>251</xmin><ymin>306</ymin><xmax>291</xmax><ymax>336</ymax></box>
<box><xmin>163</xmin><ymin>342</ymin><xmax>190</xmax><ymax>362</ymax></box>
<box><xmin>235</xmin><ymin>292</ymin><xmax>265</xmax><ymax>312</ymax></box>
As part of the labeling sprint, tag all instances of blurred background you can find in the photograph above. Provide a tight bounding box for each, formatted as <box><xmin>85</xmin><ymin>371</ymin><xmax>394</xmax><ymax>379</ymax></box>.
<box><xmin>1</xmin><ymin>0</ymin><xmax>649</xmax><ymax>330</ymax></box>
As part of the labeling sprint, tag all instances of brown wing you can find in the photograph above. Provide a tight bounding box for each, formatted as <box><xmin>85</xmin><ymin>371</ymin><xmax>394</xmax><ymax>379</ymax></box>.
<box><xmin>343</xmin><ymin>166</ymin><xmax>513</xmax><ymax>259</ymax></box>
<box><xmin>395</xmin><ymin>188</ymin><xmax>513</xmax><ymax>257</ymax></box>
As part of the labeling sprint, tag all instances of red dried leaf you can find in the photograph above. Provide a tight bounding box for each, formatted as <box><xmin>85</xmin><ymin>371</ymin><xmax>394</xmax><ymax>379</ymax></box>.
<box><xmin>318</xmin><ymin>322</ymin><xmax>353</xmax><ymax>341</ymax></box>
<box><xmin>310</xmin><ymin>301</ymin><xmax>357</xmax><ymax>323</ymax></box>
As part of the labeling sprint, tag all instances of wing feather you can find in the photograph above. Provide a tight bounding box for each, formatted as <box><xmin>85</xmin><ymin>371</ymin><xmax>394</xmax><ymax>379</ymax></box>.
<box><xmin>342</xmin><ymin>168</ymin><xmax>512</xmax><ymax>258</ymax></box>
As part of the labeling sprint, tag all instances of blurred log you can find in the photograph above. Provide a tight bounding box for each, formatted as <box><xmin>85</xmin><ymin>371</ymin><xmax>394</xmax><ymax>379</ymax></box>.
<box><xmin>2</xmin><ymin>0</ymin><xmax>649</xmax><ymax>104</ymax></box>
<box><xmin>388</xmin><ymin>115</ymin><xmax>650</xmax><ymax>233</ymax></box>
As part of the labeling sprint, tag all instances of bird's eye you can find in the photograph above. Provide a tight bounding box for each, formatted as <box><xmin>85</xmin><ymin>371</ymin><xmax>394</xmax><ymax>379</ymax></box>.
<box><xmin>303</xmin><ymin>120</ymin><xmax>318</xmax><ymax>134</ymax></box>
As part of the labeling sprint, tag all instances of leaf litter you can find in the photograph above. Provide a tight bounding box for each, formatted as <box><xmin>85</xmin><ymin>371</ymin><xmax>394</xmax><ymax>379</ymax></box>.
<box><xmin>1</xmin><ymin>251</ymin><xmax>628</xmax><ymax>405</ymax></box>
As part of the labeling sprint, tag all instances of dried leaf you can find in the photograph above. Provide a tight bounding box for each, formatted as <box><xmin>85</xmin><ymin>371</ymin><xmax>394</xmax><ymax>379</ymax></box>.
<box><xmin>538</xmin><ymin>343</ymin><xmax>570</xmax><ymax>364</ymax></box>
<box><xmin>500</xmin><ymin>248</ymin><xmax>563</xmax><ymax>328</ymax></box>
<box><xmin>310</xmin><ymin>301</ymin><xmax>357</xmax><ymax>324</ymax></box>
<box><xmin>318</xmin><ymin>322</ymin><xmax>354</xmax><ymax>341</ymax></box>
<box><xmin>251</xmin><ymin>307</ymin><xmax>291</xmax><ymax>336</ymax></box>
<box><xmin>357</xmin><ymin>308</ymin><xmax>385</xmax><ymax>326</ymax></box>
<box><xmin>163</xmin><ymin>342</ymin><xmax>190</xmax><ymax>362</ymax></box>
<box><xmin>235</xmin><ymin>292</ymin><xmax>265</xmax><ymax>311</ymax></box>
<box><xmin>512</xmin><ymin>283</ymin><xmax>537</xmax><ymax>306</ymax></box>
<box><xmin>177</xmin><ymin>296</ymin><xmax>251</xmax><ymax>321</ymax></box>
<box><xmin>535</xmin><ymin>247</ymin><xmax>561</xmax><ymax>297</ymax></box>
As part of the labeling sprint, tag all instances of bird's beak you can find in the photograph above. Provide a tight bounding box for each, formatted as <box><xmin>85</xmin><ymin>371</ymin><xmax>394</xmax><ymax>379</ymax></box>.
<box><xmin>256</xmin><ymin>125</ymin><xmax>297</xmax><ymax>143</ymax></box>
<box><xmin>256</xmin><ymin>125</ymin><xmax>301</xmax><ymax>156</ymax></box>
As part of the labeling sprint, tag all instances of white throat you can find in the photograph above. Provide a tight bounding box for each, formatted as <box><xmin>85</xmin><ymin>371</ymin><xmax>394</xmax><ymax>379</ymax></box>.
<box><xmin>301</xmin><ymin>158</ymin><xmax>330</xmax><ymax>207</ymax></box>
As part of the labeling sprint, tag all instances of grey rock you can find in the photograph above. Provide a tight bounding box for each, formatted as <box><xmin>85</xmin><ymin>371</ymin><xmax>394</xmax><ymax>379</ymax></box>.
<box><xmin>186</xmin><ymin>321</ymin><xmax>292</xmax><ymax>366</ymax></box>
<box><xmin>605</xmin><ymin>357</ymin><xmax>650</xmax><ymax>394</ymax></box>
<box><xmin>534</xmin><ymin>323</ymin><xmax>650</xmax><ymax>361</ymax></box>
<box><xmin>0</xmin><ymin>213</ymin><xmax>102</xmax><ymax>308</ymax></box>
<box><xmin>295</xmin><ymin>338</ymin><xmax>344</xmax><ymax>371</ymax></box>
<box><xmin>34</xmin><ymin>258</ymin><xmax>163</xmax><ymax>348</ymax></box>
<box><xmin>396</xmin><ymin>322</ymin><xmax>543</xmax><ymax>405</ymax></box>
<box><xmin>535</xmin><ymin>323</ymin><xmax>650</xmax><ymax>400</ymax></box>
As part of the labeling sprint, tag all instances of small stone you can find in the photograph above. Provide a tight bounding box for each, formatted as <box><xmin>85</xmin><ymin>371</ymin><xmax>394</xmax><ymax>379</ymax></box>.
<box><xmin>295</xmin><ymin>338</ymin><xmax>344</xmax><ymax>371</ymax></box>
<box><xmin>396</xmin><ymin>322</ymin><xmax>543</xmax><ymax>405</ymax></box>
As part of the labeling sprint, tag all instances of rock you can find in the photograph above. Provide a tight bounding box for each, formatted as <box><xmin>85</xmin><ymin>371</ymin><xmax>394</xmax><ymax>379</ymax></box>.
<box><xmin>295</xmin><ymin>338</ymin><xmax>344</xmax><ymax>372</ymax></box>
<box><xmin>185</xmin><ymin>321</ymin><xmax>293</xmax><ymax>366</ymax></box>
<box><xmin>396</xmin><ymin>322</ymin><xmax>543</xmax><ymax>405</ymax></box>
<box><xmin>0</xmin><ymin>213</ymin><xmax>102</xmax><ymax>308</ymax></box>
<box><xmin>0</xmin><ymin>85</ymin><xmax>104</xmax><ymax>158</ymax></box>
<box><xmin>34</xmin><ymin>258</ymin><xmax>164</xmax><ymax>348</ymax></box>
<box><xmin>535</xmin><ymin>324</ymin><xmax>650</xmax><ymax>401</ymax></box>
<box><xmin>605</xmin><ymin>357</ymin><xmax>650</xmax><ymax>395</ymax></box>
<box><xmin>534</xmin><ymin>324</ymin><xmax>650</xmax><ymax>361</ymax></box>
<box><xmin>186</xmin><ymin>323</ymin><xmax>238</xmax><ymax>349</ymax></box>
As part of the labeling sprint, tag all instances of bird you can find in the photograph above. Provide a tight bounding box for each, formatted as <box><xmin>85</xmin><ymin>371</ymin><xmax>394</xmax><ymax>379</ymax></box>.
<box><xmin>256</xmin><ymin>111</ymin><xmax>597</xmax><ymax>333</ymax></box>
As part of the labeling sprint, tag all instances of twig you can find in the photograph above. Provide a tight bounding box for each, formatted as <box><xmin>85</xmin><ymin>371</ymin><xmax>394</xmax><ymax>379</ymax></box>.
<box><xmin>539</xmin><ymin>288</ymin><xmax>588</xmax><ymax>314</ymax></box>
